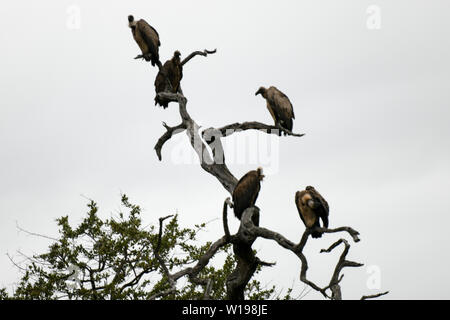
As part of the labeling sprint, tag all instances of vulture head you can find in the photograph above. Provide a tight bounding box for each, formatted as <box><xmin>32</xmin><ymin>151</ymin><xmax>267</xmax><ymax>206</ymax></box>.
<box><xmin>256</xmin><ymin>167</ymin><xmax>265</xmax><ymax>181</ymax></box>
<box><xmin>300</xmin><ymin>191</ymin><xmax>315</xmax><ymax>208</ymax></box>
<box><xmin>173</xmin><ymin>50</ymin><xmax>181</xmax><ymax>63</ymax></box>
<box><xmin>255</xmin><ymin>87</ymin><xmax>267</xmax><ymax>97</ymax></box>
<box><xmin>128</xmin><ymin>15</ymin><xmax>136</xmax><ymax>28</ymax></box>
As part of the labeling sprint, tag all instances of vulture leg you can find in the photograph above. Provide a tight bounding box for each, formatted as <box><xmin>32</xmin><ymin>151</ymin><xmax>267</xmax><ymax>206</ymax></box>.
<box><xmin>310</xmin><ymin>218</ymin><xmax>323</xmax><ymax>238</ymax></box>
<box><xmin>249</xmin><ymin>194</ymin><xmax>260</xmax><ymax>227</ymax></box>
<box><xmin>321</xmin><ymin>215</ymin><xmax>329</xmax><ymax>229</ymax></box>
<box><xmin>276</xmin><ymin>121</ymin><xmax>282</xmax><ymax>136</ymax></box>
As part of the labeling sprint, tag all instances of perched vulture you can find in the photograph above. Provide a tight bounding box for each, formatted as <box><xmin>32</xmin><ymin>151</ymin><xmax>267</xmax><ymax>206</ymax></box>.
<box><xmin>154</xmin><ymin>51</ymin><xmax>183</xmax><ymax>108</ymax></box>
<box><xmin>128</xmin><ymin>15</ymin><xmax>160</xmax><ymax>67</ymax></box>
<box><xmin>295</xmin><ymin>186</ymin><xmax>329</xmax><ymax>238</ymax></box>
<box><xmin>232</xmin><ymin>167</ymin><xmax>265</xmax><ymax>226</ymax></box>
<box><xmin>255</xmin><ymin>86</ymin><xmax>295</xmax><ymax>135</ymax></box>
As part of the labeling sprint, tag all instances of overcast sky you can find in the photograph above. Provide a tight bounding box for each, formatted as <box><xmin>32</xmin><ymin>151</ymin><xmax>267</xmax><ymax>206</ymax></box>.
<box><xmin>1</xmin><ymin>0</ymin><xmax>449</xmax><ymax>299</ymax></box>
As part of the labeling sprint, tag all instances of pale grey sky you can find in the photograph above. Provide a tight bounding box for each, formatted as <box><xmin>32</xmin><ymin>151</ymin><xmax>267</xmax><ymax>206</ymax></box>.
<box><xmin>1</xmin><ymin>0</ymin><xmax>450</xmax><ymax>299</ymax></box>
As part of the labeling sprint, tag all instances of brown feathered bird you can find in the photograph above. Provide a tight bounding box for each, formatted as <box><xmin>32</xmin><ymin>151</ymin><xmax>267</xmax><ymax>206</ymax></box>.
<box><xmin>255</xmin><ymin>86</ymin><xmax>295</xmax><ymax>135</ymax></box>
<box><xmin>154</xmin><ymin>51</ymin><xmax>183</xmax><ymax>109</ymax></box>
<box><xmin>295</xmin><ymin>186</ymin><xmax>329</xmax><ymax>238</ymax></box>
<box><xmin>232</xmin><ymin>168</ymin><xmax>265</xmax><ymax>226</ymax></box>
<box><xmin>128</xmin><ymin>15</ymin><xmax>160</xmax><ymax>67</ymax></box>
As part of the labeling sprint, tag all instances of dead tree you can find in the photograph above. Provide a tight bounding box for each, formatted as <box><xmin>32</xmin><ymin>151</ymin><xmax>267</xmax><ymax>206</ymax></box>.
<box><xmin>136</xmin><ymin>47</ymin><xmax>388</xmax><ymax>300</ymax></box>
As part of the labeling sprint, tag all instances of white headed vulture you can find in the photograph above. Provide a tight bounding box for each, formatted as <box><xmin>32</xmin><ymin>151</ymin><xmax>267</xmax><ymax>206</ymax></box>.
<box><xmin>295</xmin><ymin>186</ymin><xmax>329</xmax><ymax>238</ymax></box>
<box><xmin>128</xmin><ymin>15</ymin><xmax>160</xmax><ymax>67</ymax></box>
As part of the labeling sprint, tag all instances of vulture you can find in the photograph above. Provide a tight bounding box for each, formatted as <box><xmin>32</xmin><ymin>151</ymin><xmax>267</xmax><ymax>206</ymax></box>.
<box><xmin>154</xmin><ymin>51</ymin><xmax>183</xmax><ymax>108</ymax></box>
<box><xmin>255</xmin><ymin>86</ymin><xmax>295</xmax><ymax>135</ymax></box>
<box><xmin>232</xmin><ymin>167</ymin><xmax>265</xmax><ymax>226</ymax></box>
<box><xmin>295</xmin><ymin>186</ymin><xmax>329</xmax><ymax>238</ymax></box>
<box><xmin>128</xmin><ymin>15</ymin><xmax>160</xmax><ymax>67</ymax></box>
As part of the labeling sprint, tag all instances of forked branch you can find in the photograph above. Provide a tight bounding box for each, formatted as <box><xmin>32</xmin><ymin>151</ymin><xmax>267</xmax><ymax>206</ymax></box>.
<box><xmin>234</xmin><ymin>206</ymin><xmax>385</xmax><ymax>300</ymax></box>
<box><xmin>361</xmin><ymin>291</ymin><xmax>390</xmax><ymax>300</ymax></box>
<box><xmin>154</xmin><ymin>122</ymin><xmax>187</xmax><ymax>161</ymax></box>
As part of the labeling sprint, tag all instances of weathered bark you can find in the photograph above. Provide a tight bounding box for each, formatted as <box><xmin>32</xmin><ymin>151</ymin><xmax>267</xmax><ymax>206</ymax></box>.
<box><xmin>225</xmin><ymin>208</ymin><xmax>260</xmax><ymax>300</ymax></box>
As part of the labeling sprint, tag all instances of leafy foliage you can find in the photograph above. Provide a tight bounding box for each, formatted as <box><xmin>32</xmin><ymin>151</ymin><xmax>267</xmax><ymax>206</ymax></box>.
<box><xmin>2</xmin><ymin>195</ymin><xmax>277</xmax><ymax>300</ymax></box>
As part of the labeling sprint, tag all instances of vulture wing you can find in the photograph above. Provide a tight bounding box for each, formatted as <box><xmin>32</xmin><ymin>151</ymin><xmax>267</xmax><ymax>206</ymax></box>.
<box><xmin>266</xmin><ymin>101</ymin><xmax>278</xmax><ymax>123</ymax></box>
<box><xmin>166</xmin><ymin>60</ymin><xmax>182</xmax><ymax>92</ymax></box>
<box><xmin>265</xmin><ymin>87</ymin><xmax>295</xmax><ymax>133</ymax></box>
<box><xmin>154</xmin><ymin>60</ymin><xmax>171</xmax><ymax>108</ymax></box>
<box><xmin>295</xmin><ymin>191</ymin><xmax>307</xmax><ymax>226</ymax></box>
<box><xmin>138</xmin><ymin>19</ymin><xmax>160</xmax><ymax>45</ymax></box>
<box><xmin>147</xmin><ymin>23</ymin><xmax>160</xmax><ymax>45</ymax></box>
<box><xmin>137</xmin><ymin>19</ymin><xmax>160</xmax><ymax>64</ymax></box>
<box><xmin>307</xmin><ymin>187</ymin><xmax>329</xmax><ymax>228</ymax></box>
<box><xmin>272</xmin><ymin>88</ymin><xmax>295</xmax><ymax>120</ymax></box>
<box><xmin>295</xmin><ymin>190</ymin><xmax>319</xmax><ymax>228</ymax></box>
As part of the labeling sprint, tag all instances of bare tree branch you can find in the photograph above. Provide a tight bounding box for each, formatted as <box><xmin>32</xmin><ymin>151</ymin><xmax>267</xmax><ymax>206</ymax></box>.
<box><xmin>181</xmin><ymin>49</ymin><xmax>217</xmax><ymax>66</ymax></box>
<box><xmin>154</xmin><ymin>122</ymin><xmax>187</xmax><ymax>161</ymax></box>
<box><xmin>203</xmin><ymin>121</ymin><xmax>305</xmax><ymax>139</ymax></box>
<box><xmin>15</xmin><ymin>221</ymin><xmax>58</xmax><ymax>241</ymax></box>
<box><xmin>226</xmin><ymin>208</ymin><xmax>260</xmax><ymax>300</ymax></box>
<box><xmin>223</xmin><ymin>198</ymin><xmax>232</xmax><ymax>242</ymax></box>
<box><xmin>234</xmin><ymin>207</ymin><xmax>367</xmax><ymax>300</ymax></box>
<box><xmin>6</xmin><ymin>253</ymin><xmax>27</xmax><ymax>272</ymax></box>
<box><xmin>171</xmin><ymin>236</ymin><xmax>229</xmax><ymax>280</ymax></box>
<box><xmin>154</xmin><ymin>215</ymin><xmax>177</xmax><ymax>296</ymax></box>
<box><xmin>319</xmin><ymin>226</ymin><xmax>361</xmax><ymax>243</ymax></box>
<box><xmin>256</xmin><ymin>259</ymin><xmax>276</xmax><ymax>267</ymax></box>
<box><xmin>135</xmin><ymin>49</ymin><xmax>216</xmax><ymax>68</ymax></box>
<box><xmin>320</xmin><ymin>238</ymin><xmax>364</xmax><ymax>299</ymax></box>
<box><xmin>361</xmin><ymin>291</ymin><xmax>390</xmax><ymax>300</ymax></box>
